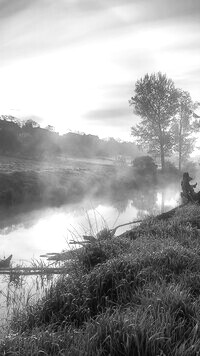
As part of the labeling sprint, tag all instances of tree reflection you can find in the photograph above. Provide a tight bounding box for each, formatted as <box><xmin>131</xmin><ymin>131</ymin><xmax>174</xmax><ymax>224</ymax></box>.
<box><xmin>130</xmin><ymin>186</ymin><xmax>158</xmax><ymax>218</ymax></box>
<box><xmin>108</xmin><ymin>187</ymin><xmax>131</xmax><ymax>214</ymax></box>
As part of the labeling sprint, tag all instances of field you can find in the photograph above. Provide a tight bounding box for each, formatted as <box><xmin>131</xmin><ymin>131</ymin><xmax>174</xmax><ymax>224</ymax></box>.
<box><xmin>0</xmin><ymin>155</ymin><xmax>139</xmax><ymax>211</ymax></box>
<box><xmin>0</xmin><ymin>155</ymin><xmax>115</xmax><ymax>174</ymax></box>
<box><xmin>1</xmin><ymin>204</ymin><xmax>200</xmax><ymax>355</ymax></box>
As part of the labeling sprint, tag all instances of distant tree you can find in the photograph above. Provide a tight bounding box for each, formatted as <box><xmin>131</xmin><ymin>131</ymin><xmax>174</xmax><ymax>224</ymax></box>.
<box><xmin>0</xmin><ymin>116</ymin><xmax>21</xmax><ymax>154</ymax></box>
<box><xmin>45</xmin><ymin>125</ymin><xmax>55</xmax><ymax>132</ymax></box>
<box><xmin>172</xmin><ymin>89</ymin><xmax>196</xmax><ymax>171</ymax></box>
<box><xmin>0</xmin><ymin>129</ymin><xmax>21</xmax><ymax>153</ymax></box>
<box><xmin>23</xmin><ymin>119</ymin><xmax>40</xmax><ymax>130</ymax></box>
<box><xmin>129</xmin><ymin>72</ymin><xmax>179</xmax><ymax>171</ymax></box>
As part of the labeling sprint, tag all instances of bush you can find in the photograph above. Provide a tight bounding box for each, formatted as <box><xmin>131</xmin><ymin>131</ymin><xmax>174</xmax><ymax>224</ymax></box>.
<box><xmin>132</xmin><ymin>156</ymin><xmax>157</xmax><ymax>181</ymax></box>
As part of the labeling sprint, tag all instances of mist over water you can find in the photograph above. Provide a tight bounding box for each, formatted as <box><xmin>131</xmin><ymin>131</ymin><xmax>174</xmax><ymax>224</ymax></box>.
<box><xmin>0</xmin><ymin>179</ymin><xmax>181</xmax><ymax>263</ymax></box>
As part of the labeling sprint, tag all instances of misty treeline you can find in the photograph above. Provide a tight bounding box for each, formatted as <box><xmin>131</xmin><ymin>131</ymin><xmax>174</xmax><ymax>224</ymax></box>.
<box><xmin>130</xmin><ymin>72</ymin><xmax>200</xmax><ymax>171</ymax></box>
<box><xmin>0</xmin><ymin>116</ymin><xmax>138</xmax><ymax>160</ymax></box>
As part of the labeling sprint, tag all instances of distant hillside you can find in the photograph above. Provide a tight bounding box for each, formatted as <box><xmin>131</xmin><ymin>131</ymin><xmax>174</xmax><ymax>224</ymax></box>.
<box><xmin>60</xmin><ymin>132</ymin><xmax>140</xmax><ymax>159</ymax></box>
<box><xmin>0</xmin><ymin>116</ymin><xmax>140</xmax><ymax>160</ymax></box>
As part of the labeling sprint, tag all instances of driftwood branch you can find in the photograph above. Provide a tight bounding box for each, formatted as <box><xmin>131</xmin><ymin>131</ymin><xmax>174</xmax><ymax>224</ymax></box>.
<box><xmin>41</xmin><ymin>202</ymin><xmax>199</xmax><ymax>261</ymax></box>
<box><xmin>109</xmin><ymin>219</ymin><xmax>142</xmax><ymax>236</ymax></box>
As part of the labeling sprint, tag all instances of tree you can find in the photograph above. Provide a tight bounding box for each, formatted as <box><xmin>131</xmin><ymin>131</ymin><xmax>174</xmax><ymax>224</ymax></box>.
<box><xmin>0</xmin><ymin>116</ymin><xmax>21</xmax><ymax>154</ymax></box>
<box><xmin>129</xmin><ymin>72</ymin><xmax>179</xmax><ymax>171</ymax></box>
<box><xmin>0</xmin><ymin>129</ymin><xmax>21</xmax><ymax>153</ymax></box>
<box><xmin>172</xmin><ymin>89</ymin><xmax>196</xmax><ymax>171</ymax></box>
<box><xmin>23</xmin><ymin>119</ymin><xmax>40</xmax><ymax>130</ymax></box>
<box><xmin>45</xmin><ymin>125</ymin><xmax>55</xmax><ymax>132</ymax></box>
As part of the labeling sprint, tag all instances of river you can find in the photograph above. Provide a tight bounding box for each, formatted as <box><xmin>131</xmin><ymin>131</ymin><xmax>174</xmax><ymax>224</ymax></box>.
<box><xmin>0</xmin><ymin>183</ymin><xmax>181</xmax><ymax>264</ymax></box>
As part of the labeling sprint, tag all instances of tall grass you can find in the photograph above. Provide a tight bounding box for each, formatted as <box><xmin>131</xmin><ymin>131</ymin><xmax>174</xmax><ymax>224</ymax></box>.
<box><xmin>2</xmin><ymin>204</ymin><xmax>200</xmax><ymax>355</ymax></box>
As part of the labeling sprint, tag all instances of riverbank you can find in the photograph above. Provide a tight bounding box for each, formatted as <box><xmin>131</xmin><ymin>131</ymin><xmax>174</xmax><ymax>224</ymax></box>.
<box><xmin>0</xmin><ymin>158</ymin><xmax>180</xmax><ymax>211</ymax></box>
<box><xmin>1</xmin><ymin>204</ymin><xmax>200</xmax><ymax>355</ymax></box>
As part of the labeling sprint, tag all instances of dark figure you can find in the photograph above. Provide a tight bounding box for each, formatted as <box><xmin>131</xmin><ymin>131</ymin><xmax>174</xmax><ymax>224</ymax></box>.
<box><xmin>181</xmin><ymin>172</ymin><xmax>200</xmax><ymax>203</ymax></box>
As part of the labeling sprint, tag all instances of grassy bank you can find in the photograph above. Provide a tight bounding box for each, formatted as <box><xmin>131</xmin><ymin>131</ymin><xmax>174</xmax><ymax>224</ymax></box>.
<box><xmin>0</xmin><ymin>163</ymin><xmax>148</xmax><ymax>209</ymax></box>
<box><xmin>0</xmin><ymin>161</ymin><xmax>180</xmax><ymax>212</ymax></box>
<box><xmin>1</xmin><ymin>204</ymin><xmax>200</xmax><ymax>355</ymax></box>
<box><xmin>0</xmin><ymin>167</ymin><xmax>110</xmax><ymax>207</ymax></box>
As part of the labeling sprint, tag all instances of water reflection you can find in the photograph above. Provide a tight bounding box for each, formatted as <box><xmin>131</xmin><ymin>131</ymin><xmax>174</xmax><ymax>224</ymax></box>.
<box><xmin>0</xmin><ymin>183</ymin><xmax>181</xmax><ymax>263</ymax></box>
<box><xmin>0</xmin><ymin>270</ymin><xmax>55</xmax><ymax>329</ymax></box>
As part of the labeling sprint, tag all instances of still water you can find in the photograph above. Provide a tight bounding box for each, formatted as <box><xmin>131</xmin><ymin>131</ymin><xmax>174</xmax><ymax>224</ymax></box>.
<box><xmin>0</xmin><ymin>184</ymin><xmax>181</xmax><ymax>264</ymax></box>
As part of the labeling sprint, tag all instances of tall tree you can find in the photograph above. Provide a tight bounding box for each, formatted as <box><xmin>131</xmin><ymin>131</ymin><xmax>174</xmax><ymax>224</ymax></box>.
<box><xmin>129</xmin><ymin>72</ymin><xmax>179</xmax><ymax>171</ymax></box>
<box><xmin>172</xmin><ymin>89</ymin><xmax>195</xmax><ymax>171</ymax></box>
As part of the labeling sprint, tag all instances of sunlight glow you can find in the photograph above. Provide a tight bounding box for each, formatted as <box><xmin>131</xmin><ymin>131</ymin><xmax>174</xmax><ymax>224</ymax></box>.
<box><xmin>156</xmin><ymin>191</ymin><xmax>180</xmax><ymax>209</ymax></box>
<box><xmin>0</xmin><ymin>8</ymin><xmax>199</xmax><ymax>138</ymax></box>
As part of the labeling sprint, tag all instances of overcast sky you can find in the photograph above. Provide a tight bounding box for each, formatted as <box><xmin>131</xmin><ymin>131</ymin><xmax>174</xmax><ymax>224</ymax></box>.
<box><xmin>0</xmin><ymin>0</ymin><xmax>200</xmax><ymax>140</ymax></box>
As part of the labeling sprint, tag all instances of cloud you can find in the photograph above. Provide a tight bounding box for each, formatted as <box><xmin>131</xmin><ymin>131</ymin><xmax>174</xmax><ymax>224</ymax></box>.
<box><xmin>84</xmin><ymin>106</ymin><xmax>136</xmax><ymax>127</ymax></box>
<box><xmin>0</xmin><ymin>0</ymin><xmax>33</xmax><ymax>19</ymax></box>
<box><xmin>0</xmin><ymin>0</ymin><xmax>199</xmax><ymax>140</ymax></box>
<box><xmin>175</xmin><ymin>68</ymin><xmax>200</xmax><ymax>100</ymax></box>
<box><xmin>85</xmin><ymin>108</ymin><xmax>126</xmax><ymax>120</ymax></box>
<box><xmin>84</xmin><ymin>81</ymin><xmax>136</xmax><ymax>125</ymax></box>
<box><xmin>0</xmin><ymin>0</ymin><xmax>200</xmax><ymax>67</ymax></box>
<box><xmin>83</xmin><ymin>103</ymin><xmax>138</xmax><ymax>141</ymax></box>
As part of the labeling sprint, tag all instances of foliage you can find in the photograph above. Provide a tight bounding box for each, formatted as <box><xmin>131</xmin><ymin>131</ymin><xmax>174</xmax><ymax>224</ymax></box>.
<box><xmin>164</xmin><ymin>160</ymin><xmax>180</xmax><ymax>175</ymax></box>
<box><xmin>0</xmin><ymin>115</ymin><xmax>139</xmax><ymax>160</ymax></box>
<box><xmin>22</xmin><ymin>119</ymin><xmax>40</xmax><ymax>130</ymax></box>
<box><xmin>0</xmin><ymin>165</ymin><xmax>137</xmax><ymax>209</ymax></box>
<box><xmin>0</xmin><ymin>117</ymin><xmax>21</xmax><ymax>154</ymax></box>
<box><xmin>60</xmin><ymin>133</ymin><xmax>139</xmax><ymax>159</ymax></box>
<box><xmin>130</xmin><ymin>72</ymin><xmax>179</xmax><ymax>170</ymax></box>
<box><xmin>132</xmin><ymin>155</ymin><xmax>157</xmax><ymax>177</ymax></box>
<box><xmin>172</xmin><ymin>89</ymin><xmax>196</xmax><ymax>171</ymax></box>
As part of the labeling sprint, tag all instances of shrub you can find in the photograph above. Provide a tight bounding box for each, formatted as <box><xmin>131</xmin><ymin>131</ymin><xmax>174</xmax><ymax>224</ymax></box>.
<box><xmin>132</xmin><ymin>156</ymin><xmax>157</xmax><ymax>180</ymax></box>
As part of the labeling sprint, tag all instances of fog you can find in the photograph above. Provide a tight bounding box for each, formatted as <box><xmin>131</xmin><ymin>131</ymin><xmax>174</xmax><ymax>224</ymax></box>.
<box><xmin>0</xmin><ymin>151</ymin><xmax>183</xmax><ymax>263</ymax></box>
<box><xmin>0</xmin><ymin>116</ymin><xmax>198</xmax><ymax>263</ymax></box>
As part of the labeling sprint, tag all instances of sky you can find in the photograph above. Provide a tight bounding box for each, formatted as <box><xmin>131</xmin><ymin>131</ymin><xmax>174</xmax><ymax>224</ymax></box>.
<box><xmin>0</xmin><ymin>0</ymin><xmax>200</xmax><ymax>141</ymax></box>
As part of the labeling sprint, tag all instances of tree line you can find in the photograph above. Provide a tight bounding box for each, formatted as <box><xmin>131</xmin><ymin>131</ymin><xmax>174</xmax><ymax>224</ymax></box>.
<box><xmin>0</xmin><ymin>116</ymin><xmax>139</xmax><ymax>160</ymax></box>
<box><xmin>130</xmin><ymin>72</ymin><xmax>200</xmax><ymax>171</ymax></box>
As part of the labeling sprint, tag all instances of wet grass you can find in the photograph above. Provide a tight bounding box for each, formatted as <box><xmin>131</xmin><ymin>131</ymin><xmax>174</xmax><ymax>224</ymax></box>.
<box><xmin>2</xmin><ymin>204</ymin><xmax>200</xmax><ymax>355</ymax></box>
